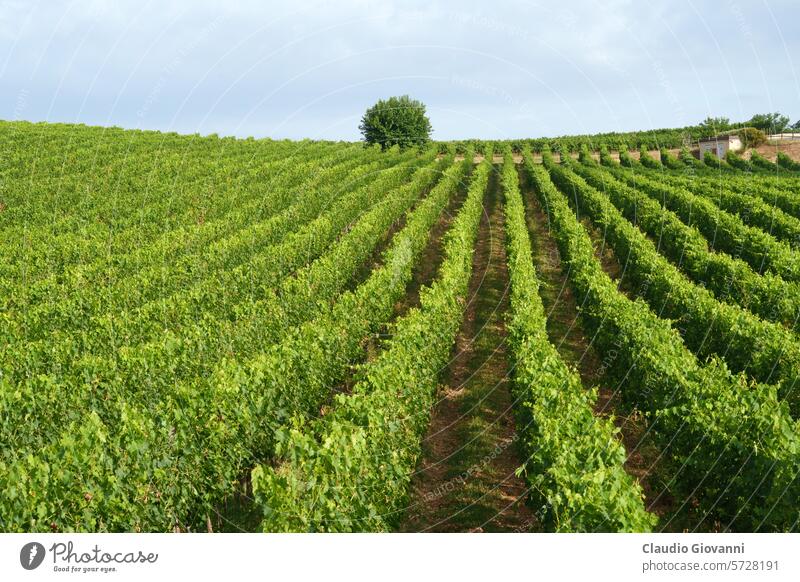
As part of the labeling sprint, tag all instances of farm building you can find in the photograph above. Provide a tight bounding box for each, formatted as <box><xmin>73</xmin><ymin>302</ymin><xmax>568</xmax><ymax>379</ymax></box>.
<box><xmin>698</xmin><ymin>134</ymin><xmax>742</xmax><ymax>159</ymax></box>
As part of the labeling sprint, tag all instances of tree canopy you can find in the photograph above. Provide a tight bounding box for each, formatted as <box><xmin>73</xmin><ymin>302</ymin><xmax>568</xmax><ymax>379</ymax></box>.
<box><xmin>748</xmin><ymin>112</ymin><xmax>790</xmax><ymax>133</ymax></box>
<box><xmin>359</xmin><ymin>95</ymin><xmax>432</xmax><ymax>149</ymax></box>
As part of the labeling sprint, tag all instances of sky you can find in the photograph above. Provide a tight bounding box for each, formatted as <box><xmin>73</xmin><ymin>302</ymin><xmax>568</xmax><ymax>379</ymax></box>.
<box><xmin>0</xmin><ymin>0</ymin><xmax>798</xmax><ymax>141</ymax></box>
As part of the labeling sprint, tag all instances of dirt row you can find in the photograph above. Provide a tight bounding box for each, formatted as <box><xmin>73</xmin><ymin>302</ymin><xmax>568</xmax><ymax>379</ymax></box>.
<box><xmin>402</xmin><ymin>162</ymin><xmax>724</xmax><ymax>532</ymax></box>
<box><xmin>221</xmin><ymin>159</ymin><xmax>714</xmax><ymax>532</ymax></box>
<box><xmin>402</xmin><ymin>163</ymin><xmax>674</xmax><ymax>532</ymax></box>
<box><xmin>522</xmin><ymin>191</ymin><xmax>674</xmax><ymax>525</ymax></box>
<box><xmin>401</xmin><ymin>165</ymin><xmax>536</xmax><ymax>532</ymax></box>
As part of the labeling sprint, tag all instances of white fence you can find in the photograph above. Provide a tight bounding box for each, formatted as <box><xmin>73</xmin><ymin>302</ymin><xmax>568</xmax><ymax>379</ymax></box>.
<box><xmin>768</xmin><ymin>133</ymin><xmax>800</xmax><ymax>141</ymax></box>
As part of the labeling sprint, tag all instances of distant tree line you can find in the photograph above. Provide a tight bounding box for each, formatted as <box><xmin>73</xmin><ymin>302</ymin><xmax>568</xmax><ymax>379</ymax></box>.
<box><xmin>436</xmin><ymin>112</ymin><xmax>799</xmax><ymax>154</ymax></box>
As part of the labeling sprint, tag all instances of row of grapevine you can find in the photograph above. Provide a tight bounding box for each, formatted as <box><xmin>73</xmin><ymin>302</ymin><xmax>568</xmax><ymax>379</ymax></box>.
<box><xmin>252</xmin><ymin>156</ymin><xmax>492</xmax><ymax>531</ymax></box>
<box><xmin>571</xmin><ymin>161</ymin><xmax>800</xmax><ymax>328</ymax></box>
<box><xmin>0</xmin><ymin>143</ymin><xmax>388</xmax><ymax>310</ymax></box>
<box><xmin>719</xmin><ymin>174</ymin><xmax>800</xmax><ymax>220</ymax></box>
<box><xmin>601</xmin><ymin>164</ymin><xmax>800</xmax><ymax>282</ymax></box>
<box><xmin>0</xmin><ymin>152</ymin><xmax>448</xmax><ymax>515</ymax></box>
<box><xmin>626</xmin><ymin>166</ymin><xmax>800</xmax><ymax>248</ymax></box>
<box><xmin>703</xmin><ymin>150</ymin><xmax>731</xmax><ymax>169</ymax></box>
<box><xmin>551</xmin><ymin>159</ymin><xmax>800</xmax><ymax>415</ymax></box>
<box><xmin>436</xmin><ymin>119</ymin><xmax>772</xmax><ymax>154</ymax></box>
<box><xmin>0</xmin><ymin>155</ymin><xmax>468</xmax><ymax>532</ymax></box>
<box><xmin>679</xmin><ymin>147</ymin><xmax>705</xmax><ymax>168</ymax></box>
<box><xmin>638</xmin><ymin>147</ymin><xmax>662</xmax><ymax>169</ymax></box>
<box><xmin>750</xmin><ymin>151</ymin><xmax>781</xmax><ymax>172</ymax></box>
<box><xmin>777</xmin><ymin>152</ymin><xmax>800</xmax><ymax>171</ymax></box>
<box><xmin>659</xmin><ymin>148</ymin><xmax>683</xmax><ymax>170</ymax></box>
<box><xmin>598</xmin><ymin>148</ymin><xmax>800</xmax><ymax>221</ymax></box>
<box><xmin>3</xmin><ymin>148</ymin><xmax>421</xmax><ymax>362</ymax></box>
<box><xmin>505</xmin><ymin>152</ymin><xmax>655</xmax><ymax>532</ymax></box>
<box><xmin>0</xmin><ymin>121</ymin><xmax>346</xmax><ymax>200</ymax></box>
<box><xmin>0</xmin><ymin>151</ymin><xmax>437</xmax><ymax>452</ymax></box>
<box><xmin>619</xmin><ymin>148</ymin><xmax>637</xmax><ymax>168</ymax></box>
<box><xmin>529</xmin><ymin>149</ymin><xmax>800</xmax><ymax>531</ymax></box>
<box><xmin>725</xmin><ymin>151</ymin><xmax>754</xmax><ymax>172</ymax></box>
<box><xmin>724</xmin><ymin>150</ymin><xmax>795</xmax><ymax>175</ymax></box>
<box><xmin>0</xmin><ymin>135</ymin><xmax>347</xmax><ymax>274</ymax></box>
<box><xmin>0</xmin><ymin>124</ymin><xmax>307</xmax><ymax>225</ymax></box>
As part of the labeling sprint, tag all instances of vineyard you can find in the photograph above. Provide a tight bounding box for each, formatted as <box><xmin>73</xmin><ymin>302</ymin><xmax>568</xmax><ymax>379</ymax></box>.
<box><xmin>2</xmin><ymin>120</ymin><xmax>800</xmax><ymax>533</ymax></box>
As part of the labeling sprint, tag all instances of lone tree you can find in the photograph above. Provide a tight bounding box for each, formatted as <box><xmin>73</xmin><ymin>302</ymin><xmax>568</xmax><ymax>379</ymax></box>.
<box><xmin>359</xmin><ymin>95</ymin><xmax>432</xmax><ymax>149</ymax></box>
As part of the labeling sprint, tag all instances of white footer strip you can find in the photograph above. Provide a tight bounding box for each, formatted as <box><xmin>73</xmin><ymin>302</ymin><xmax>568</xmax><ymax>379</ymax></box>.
<box><xmin>1</xmin><ymin>533</ymin><xmax>798</xmax><ymax>582</ymax></box>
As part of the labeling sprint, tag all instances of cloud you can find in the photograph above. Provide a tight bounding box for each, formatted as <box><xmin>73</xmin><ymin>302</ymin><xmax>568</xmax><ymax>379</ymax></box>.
<box><xmin>0</xmin><ymin>0</ymin><xmax>797</xmax><ymax>139</ymax></box>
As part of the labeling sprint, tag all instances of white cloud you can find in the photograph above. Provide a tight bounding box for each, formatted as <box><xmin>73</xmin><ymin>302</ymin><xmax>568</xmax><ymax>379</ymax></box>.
<box><xmin>0</xmin><ymin>0</ymin><xmax>797</xmax><ymax>138</ymax></box>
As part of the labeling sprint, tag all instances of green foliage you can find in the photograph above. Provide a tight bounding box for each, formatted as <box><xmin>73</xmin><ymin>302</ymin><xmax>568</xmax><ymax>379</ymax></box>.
<box><xmin>252</xmin><ymin>155</ymin><xmax>488</xmax><ymax>531</ymax></box>
<box><xmin>440</xmin><ymin>117</ymin><xmax>739</xmax><ymax>154</ymax></box>
<box><xmin>748</xmin><ymin>112</ymin><xmax>790</xmax><ymax>133</ymax></box>
<box><xmin>508</xmin><ymin>151</ymin><xmax>655</xmax><ymax>532</ymax></box>
<box><xmin>749</xmin><ymin>150</ymin><xmax>777</xmax><ymax>171</ymax></box>
<box><xmin>736</xmin><ymin>126</ymin><xmax>767</xmax><ymax>148</ymax></box>
<box><xmin>359</xmin><ymin>95</ymin><xmax>432</xmax><ymax>149</ymax></box>
<box><xmin>777</xmin><ymin>151</ymin><xmax>800</xmax><ymax>171</ymax></box>
<box><xmin>694</xmin><ymin>161</ymin><xmax>800</xmax><ymax>218</ymax></box>
<box><xmin>679</xmin><ymin>146</ymin><xmax>703</xmax><ymax>168</ymax></box>
<box><xmin>695</xmin><ymin>114</ymin><xmax>782</xmax><ymax>139</ymax></box>
<box><xmin>533</xmin><ymin>155</ymin><xmax>800</xmax><ymax>531</ymax></box>
<box><xmin>437</xmin><ymin>114</ymin><xmax>786</xmax><ymax>155</ymax></box>
<box><xmin>598</xmin><ymin>145</ymin><xmax>617</xmax><ymax>167</ymax></box>
<box><xmin>659</xmin><ymin>148</ymin><xmax>682</xmax><ymax>169</ymax></box>
<box><xmin>569</xmin><ymin>162</ymin><xmax>800</xmax><ymax>413</ymax></box>
<box><xmin>5</xmin><ymin>148</ymin><xmax>415</xmax><ymax>355</ymax></box>
<box><xmin>638</xmin><ymin>145</ymin><xmax>661</xmax><ymax>169</ymax></box>
<box><xmin>0</xmin><ymin>121</ymin><xmax>449</xmax><ymax>531</ymax></box>
<box><xmin>632</xmin><ymin>162</ymin><xmax>800</xmax><ymax>250</ymax></box>
<box><xmin>698</xmin><ymin>116</ymin><xmax>732</xmax><ymax>136</ymax></box>
<box><xmin>435</xmin><ymin>112</ymin><xmax>790</xmax><ymax>156</ymax></box>
<box><xmin>725</xmin><ymin>149</ymin><xmax>752</xmax><ymax>171</ymax></box>
<box><xmin>618</xmin><ymin>148</ymin><xmax>638</xmax><ymax>168</ymax></box>
<box><xmin>703</xmin><ymin>149</ymin><xmax>729</xmax><ymax>169</ymax></box>
<box><xmin>623</xmin><ymin>160</ymin><xmax>800</xmax><ymax>281</ymax></box>
<box><xmin>479</xmin><ymin>141</ymin><xmax>499</xmax><ymax>156</ymax></box>
<box><xmin>577</xmin><ymin>143</ymin><xmax>594</xmax><ymax>165</ymax></box>
<box><xmin>572</xmin><ymin>161</ymin><xmax>800</xmax><ymax>328</ymax></box>
<box><xmin>5</xmin><ymin>120</ymin><xmax>800</xmax><ymax>533</ymax></box>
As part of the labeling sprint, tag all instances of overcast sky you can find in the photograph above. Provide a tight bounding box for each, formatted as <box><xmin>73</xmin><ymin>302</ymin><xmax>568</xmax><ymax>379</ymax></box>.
<box><xmin>1</xmin><ymin>0</ymin><xmax>798</xmax><ymax>141</ymax></box>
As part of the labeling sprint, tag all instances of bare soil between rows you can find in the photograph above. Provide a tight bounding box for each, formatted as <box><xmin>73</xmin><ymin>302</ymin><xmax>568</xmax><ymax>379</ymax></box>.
<box><xmin>400</xmin><ymin>165</ymin><xmax>536</xmax><ymax>533</ymax></box>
